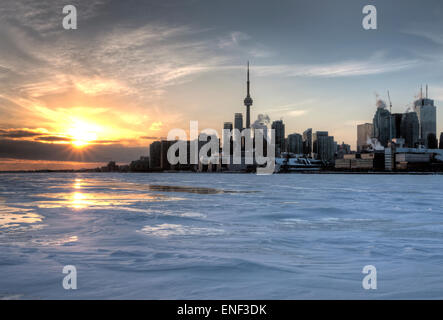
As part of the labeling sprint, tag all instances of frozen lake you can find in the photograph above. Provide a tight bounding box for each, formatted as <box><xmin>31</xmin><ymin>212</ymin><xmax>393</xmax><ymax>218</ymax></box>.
<box><xmin>1</xmin><ymin>172</ymin><xmax>443</xmax><ymax>299</ymax></box>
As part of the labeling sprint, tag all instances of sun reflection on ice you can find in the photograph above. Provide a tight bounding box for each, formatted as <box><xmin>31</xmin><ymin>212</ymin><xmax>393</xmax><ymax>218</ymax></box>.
<box><xmin>73</xmin><ymin>178</ymin><xmax>82</xmax><ymax>189</ymax></box>
<box><xmin>70</xmin><ymin>192</ymin><xmax>89</xmax><ymax>209</ymax></box>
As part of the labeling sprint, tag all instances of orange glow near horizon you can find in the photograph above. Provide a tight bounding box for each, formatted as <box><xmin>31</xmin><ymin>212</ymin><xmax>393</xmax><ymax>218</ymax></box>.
<box><xmin>66</xmin><ymin>119</ymin><xmax>100</xmax><ymax>148</ymax></box>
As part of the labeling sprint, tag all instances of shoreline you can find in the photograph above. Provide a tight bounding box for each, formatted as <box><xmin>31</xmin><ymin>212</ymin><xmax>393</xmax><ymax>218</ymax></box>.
<box><xmin>1</xmin><ymin>170</ymin><xmax>443</xmax><ymax>175</ymax></box>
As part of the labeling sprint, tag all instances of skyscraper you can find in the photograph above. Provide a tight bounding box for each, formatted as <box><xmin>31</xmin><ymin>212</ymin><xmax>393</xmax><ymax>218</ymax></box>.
<box><xmin>223</xmin><ymin>122</ymin><xmax>233</xmax><ymax>155</ymax></box>
<box><xmin>391</xmin><ymin>113</ymin><xmax>403</xmax><ymax>139</ymax></box>
<box><xmin>303</xmin><ymin>128</ymin><xmax>312</xmax><ymax>156</ymax></box>
<box><xmin>271</xmin><ymin>120</ymin><xmax>285</xmax><ymax>155</ymax></box>
<box><xmin>234</xmin><ymin>113</ymin><xmax>243</xmax><ymax>131</ymax></box>
<box><xmin>357</xmin><ymin>123</ymin><xmax>373</xmax><ymax>152</ymax></box>
<box><xmin>414</xmin><ymin>87</ymin><xmax>437</xmax><ymax>148</ymax></box>
<box><xmin>440</xmin><ymin>133</ymin><xmax>443</xmax><ymax>149</ymax></box>
<box><xmin>243</xmin><ymin>61</ymin><xmax>253</xmax><ymax>129</ymax></box>
<box><xmin>160</xmin><ymin>140</ymin><xmax>174</xmax><ymax>170</ymax></box>
<box><xmin>287</xmin><ymin>133</ymin><xmax>303</xmax><ymax>154</ymax></box>
<box><xmin>400</xmin><ymin>112</ymin><xmax>419</xmax><ymax>148</ymax></box>
<box><xmin>373</xmin><ymin>106</ymin><xmax>393</xmax><ymax>147</ymax></box>
<box><xmin>313</xmin><ymin>131</ymin><xmax>335</xmax><ymax>162</ymax></box>
<box><xmin>149</xmin><ymin>141</ymin><xmax>161</xmax><ymax>168</ymax></box>
<box><xmin>223</xmin><ymin>122</ymin><xmax>233</xmax><ymax>131</ymax></box>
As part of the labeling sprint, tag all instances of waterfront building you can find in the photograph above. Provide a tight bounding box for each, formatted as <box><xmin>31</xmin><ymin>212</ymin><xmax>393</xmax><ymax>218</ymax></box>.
<box><xmin>400</xmin><ymin>112</ymin><xmax>419</xmax><ymax>148</ymax></box>
<box><xmin>234</xmin><ymin>113</ymin><xmax>243</xmax><ymax>132</ymax></box>
<box><xmin>414</xmin><ymin>87</ymin><xmax>437</xmax><ymax>148</ymax></box>
<box><xmin>391</xmin><ymin>113</ymin><xmax>403</xmax><ymax>139</ymax></box>
<box><xmin>336</xmin><ymin>142</ymin><xmax>351</xmax><ymax>159</ymax></box>
<box><xmin>160</xmin><ymin>140</ymin><xmax>174</xmax><ymax>170</ymax></box>
<box><xmin>271</xmin><ymin>120</ymin><xmax>285</xmax><ymax>155</ymax></box>
<box><xmin>287</xmin><ymin>133</ymin><xmax>303</xmax><ymax>154</ymax></box>
<box><xmin>373</xmin><ymin>106</ymin><xmax>394</xmax><ymax>147</ymax></box>
<box><xmin>223</xmin><ymin>122</ymin><xmax>233</xmax><ymax>131</ymax></box>
<box><xmin>357</xmin><ymin>123</ymin><xmax>373</xmax><ymax>152</ymax></box>
<box><xmin>303</xmin><ymin>128</ymin><xmax>313</xmax><ymax>156</ymax></box>
<box><xmin>313</xmin><ymin>131</ymin><xmax>335</xmax><ymax>162</ymax></box>
<box><xmin>149</xmin><ymin>141</ymin><xmax>161</xmax><ymax>168</ymax></box>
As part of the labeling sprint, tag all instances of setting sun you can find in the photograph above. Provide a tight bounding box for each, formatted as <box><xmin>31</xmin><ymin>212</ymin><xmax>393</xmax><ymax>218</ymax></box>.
<box><xmin>67</xmin><ymin>119</ymin><xmax>99</xmax><ymax>148</ymax></box>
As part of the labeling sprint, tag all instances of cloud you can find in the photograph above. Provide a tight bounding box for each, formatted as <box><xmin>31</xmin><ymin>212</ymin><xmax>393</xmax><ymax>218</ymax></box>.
<box><xmin>0</xmin><ymin>128</ymin><xmax>46</xmax><ymax>138</ymax></box>
<box><xmin>264</xmin><ymin>101</ymin><xmax>313</xmax><ymax>118</ymax></box>
<box><xmin>35</xmin><ymin>136</ymin><xmax>72</xmax><ymax>142</ymax></box>
<box><xmin>74</xmin><ymin>77</ymin><xmax>133</xmax><ymax>95</ymax></box>
<box><xmin>253</xmin><ymin>57</ymin><xmax>418</xmax><ymax>78</ymax></box>
<box><xmin>217</xmin><ymin>31</ymin><xmax>272</xmax><ymax>58</ymax></box>
<box><xmin>0</xmin><ymin>139</ymin><xmax>146</xmax><ymax>162</ymax></box>
<box><xmin>403</xmin><ymin>29</ymin><xmax>443</xmax><ymax>46</ymax></box>
<box><xmin>0</xmin><ymin>0</ymin><xmax>106</xmax><ymax>35</ymax></box>
<box><xmin>288</xmin><ymin>110</ymin><xmax>308</xmax><ymax>117</ymax></box>
<box><xmin>149</xmin><ymin>121</ymin><xmax>163</xmax><ymax>131</ymax></box>
<box><xmin>218</xmin><ymin>31</ymin><xmax>250</xmax><ymax>48</ymax></box>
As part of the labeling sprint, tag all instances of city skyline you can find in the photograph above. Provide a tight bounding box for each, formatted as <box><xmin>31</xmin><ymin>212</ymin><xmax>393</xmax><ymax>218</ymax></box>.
<box><xmin>1</xmin><ymin>0</ymin><xmax>443</xmax><ymax>170</ymax></box>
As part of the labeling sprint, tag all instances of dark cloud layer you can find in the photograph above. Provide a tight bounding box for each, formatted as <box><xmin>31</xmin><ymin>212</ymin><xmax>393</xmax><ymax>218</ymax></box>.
<box><xmin>0</xmin><ymin>129</ymin><xmax>44</xmax><ymax>138</ymax></box>
<box><xmin>34</xmin><ymin>136</ymin><xmax>72</xmax><ymax>142</ymax></box>
<box><xmin>0</xmin><ymin>139</ymin><xmax>147</xmax><ymax>163</ymax></box>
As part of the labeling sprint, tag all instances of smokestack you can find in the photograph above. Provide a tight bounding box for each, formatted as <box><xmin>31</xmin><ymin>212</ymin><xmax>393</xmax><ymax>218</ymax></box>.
<box><xmin>426</xmin><ymin>84</ymin><xmax>428</xmax><ymax>99</ymax></box>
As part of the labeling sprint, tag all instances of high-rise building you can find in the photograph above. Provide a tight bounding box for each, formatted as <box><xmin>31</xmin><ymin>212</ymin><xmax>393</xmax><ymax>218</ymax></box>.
<box><xmin>338</xmin><ymin>142</ymin><xmax>351</xmax><ymax>154</ymax></box>
<box><xmin>373</xmin><ymin>106</ymin><xmax>393</xmax><ymax>147</ymax></box>
<box><xmin>440</xmin><ymin>133</ymin><xmax>443</xmax><ymax>149</ymax></box>
<box><xmin>357</xmin><ymin>123</ymin><xmax>373</xmax><ymax>152</ymax></box>
<box><xmin>160</xmin><ymin>140</ymin><xmax>174</xmax><ymax>170</ymax></box>
<box><xmin>271</xmin><ymin>120</ymin><xmax>285</xmax><ymax>155</ymax></box>
<box><xmin>234</xmin><ymin>113</ymin><xmax>243</xmax><ymax>131</ymax></box>
<box><xmin>391</xmin><ymin>113</ymin><xmax>403</xmax><ymax>139</ymax></box>
<box><xmin>223</xmin><ymin>122</ymin><xmax>233</xmax><ymax>131</ymax></box>
<box><xmin>400</xmin><ymin>112</ymin><xmax>419</xmax><ymax>148</ymax></box>
<box><xmin>149</xmin><ymin>141</ymin><xmax>161</xmax><ymax>168</ymax></box>
<box><xmin>223</xmin><ymin>122</ymin><xmax>233</xmax><ymax>155</ymax></box>
<box><xmin>243</xmin><ymin>62</ymin><xmax>253</xmax><ymax>129</ymax></box>
<box><xmin>287</xmin><ymin>133</ymin><xmax>303</xmax><ymax>154</ymax></box>
<box><xmin>336</xmin><ymin>142</ymin><xmax>351</xmax><ymax>159</ymax></box>
<box><xmin>313</xmin><ymin>131</ymin><xmax>335</xmax><ymax>162</ymax></box>
<box><xmin>414</xmin><ymin>87</ymin><xmax>437</xmax><ymax>148</ymax></box>
<box><xmin>303</xmin><ymin>128</ymin><xmax>312</xmax><ymax>156</ymax></box>
<box><xmin>427</xmin><ymin>133</ymin><xmax>438</xmax><ymax>149</ymax></box>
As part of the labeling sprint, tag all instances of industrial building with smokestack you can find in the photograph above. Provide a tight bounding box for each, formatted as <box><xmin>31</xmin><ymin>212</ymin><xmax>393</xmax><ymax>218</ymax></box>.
<box><xmin>339</xmin><ymin>85</ymin><xmax>443</xmax><ymax>172</ymax></box>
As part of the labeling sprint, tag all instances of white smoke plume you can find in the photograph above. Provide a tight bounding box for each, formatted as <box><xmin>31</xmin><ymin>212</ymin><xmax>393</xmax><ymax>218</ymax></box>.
<box><xmin>366</xmin><ymin>137</ymin><xmax>384</xmax><ymax>151</ymax></box>
<box><xmin>376</xmin><ymin>97</ymin><xmax>387</xmax><ymax>109</ymax></box>
<box><xmin>251</xmin><ymin>114</ymin><xmax>270</xmax><ymax>130</ymax></box>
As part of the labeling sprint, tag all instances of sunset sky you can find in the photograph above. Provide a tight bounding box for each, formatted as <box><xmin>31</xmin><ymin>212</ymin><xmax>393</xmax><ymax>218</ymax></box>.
<box><xmin>1</xmin><ymin>0</ymin><xmax>443</xmax><ymax>169</ymax></box>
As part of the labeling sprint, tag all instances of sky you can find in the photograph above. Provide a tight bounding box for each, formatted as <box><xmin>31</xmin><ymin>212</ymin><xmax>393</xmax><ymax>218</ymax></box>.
<box><xmin>1</xmin><ymin>0</ymin><xmax>443</xmax><ymax>169</ymax></box>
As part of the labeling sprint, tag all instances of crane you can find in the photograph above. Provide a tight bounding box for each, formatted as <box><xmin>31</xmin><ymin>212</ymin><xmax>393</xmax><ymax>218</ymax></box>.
<box><xmin>387</xmin><ymin>90</ymin><xmax>392</xmax><ymax>113</ymax></box>
<box><xmin>387</xmin><ymin>90</ymin><xmax>392</xmax><ymax>141</ymax></box>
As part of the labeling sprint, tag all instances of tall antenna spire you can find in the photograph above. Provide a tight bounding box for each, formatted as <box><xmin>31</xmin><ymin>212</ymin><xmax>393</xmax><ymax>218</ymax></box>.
<box><xmin>247</xmin><ymin>61</ymin><xmax>250</xmax><ymax>95</ymax></box>
<box><xmin>387</xmin><ymin>90</ymin><xmax>392</xmax><ymax>141</ymax></box>
<box><xmin>243</xmin><ymin>61</ymin><xmax>253</xmax><ymax>129</ymax></box>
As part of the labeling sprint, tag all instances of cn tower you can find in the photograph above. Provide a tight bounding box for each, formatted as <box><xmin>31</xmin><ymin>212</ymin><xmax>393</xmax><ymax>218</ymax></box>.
<box><xmin>243</xmin><ymin>61</ymin><xmax>253</xmax><ymax>129</ymax></box>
